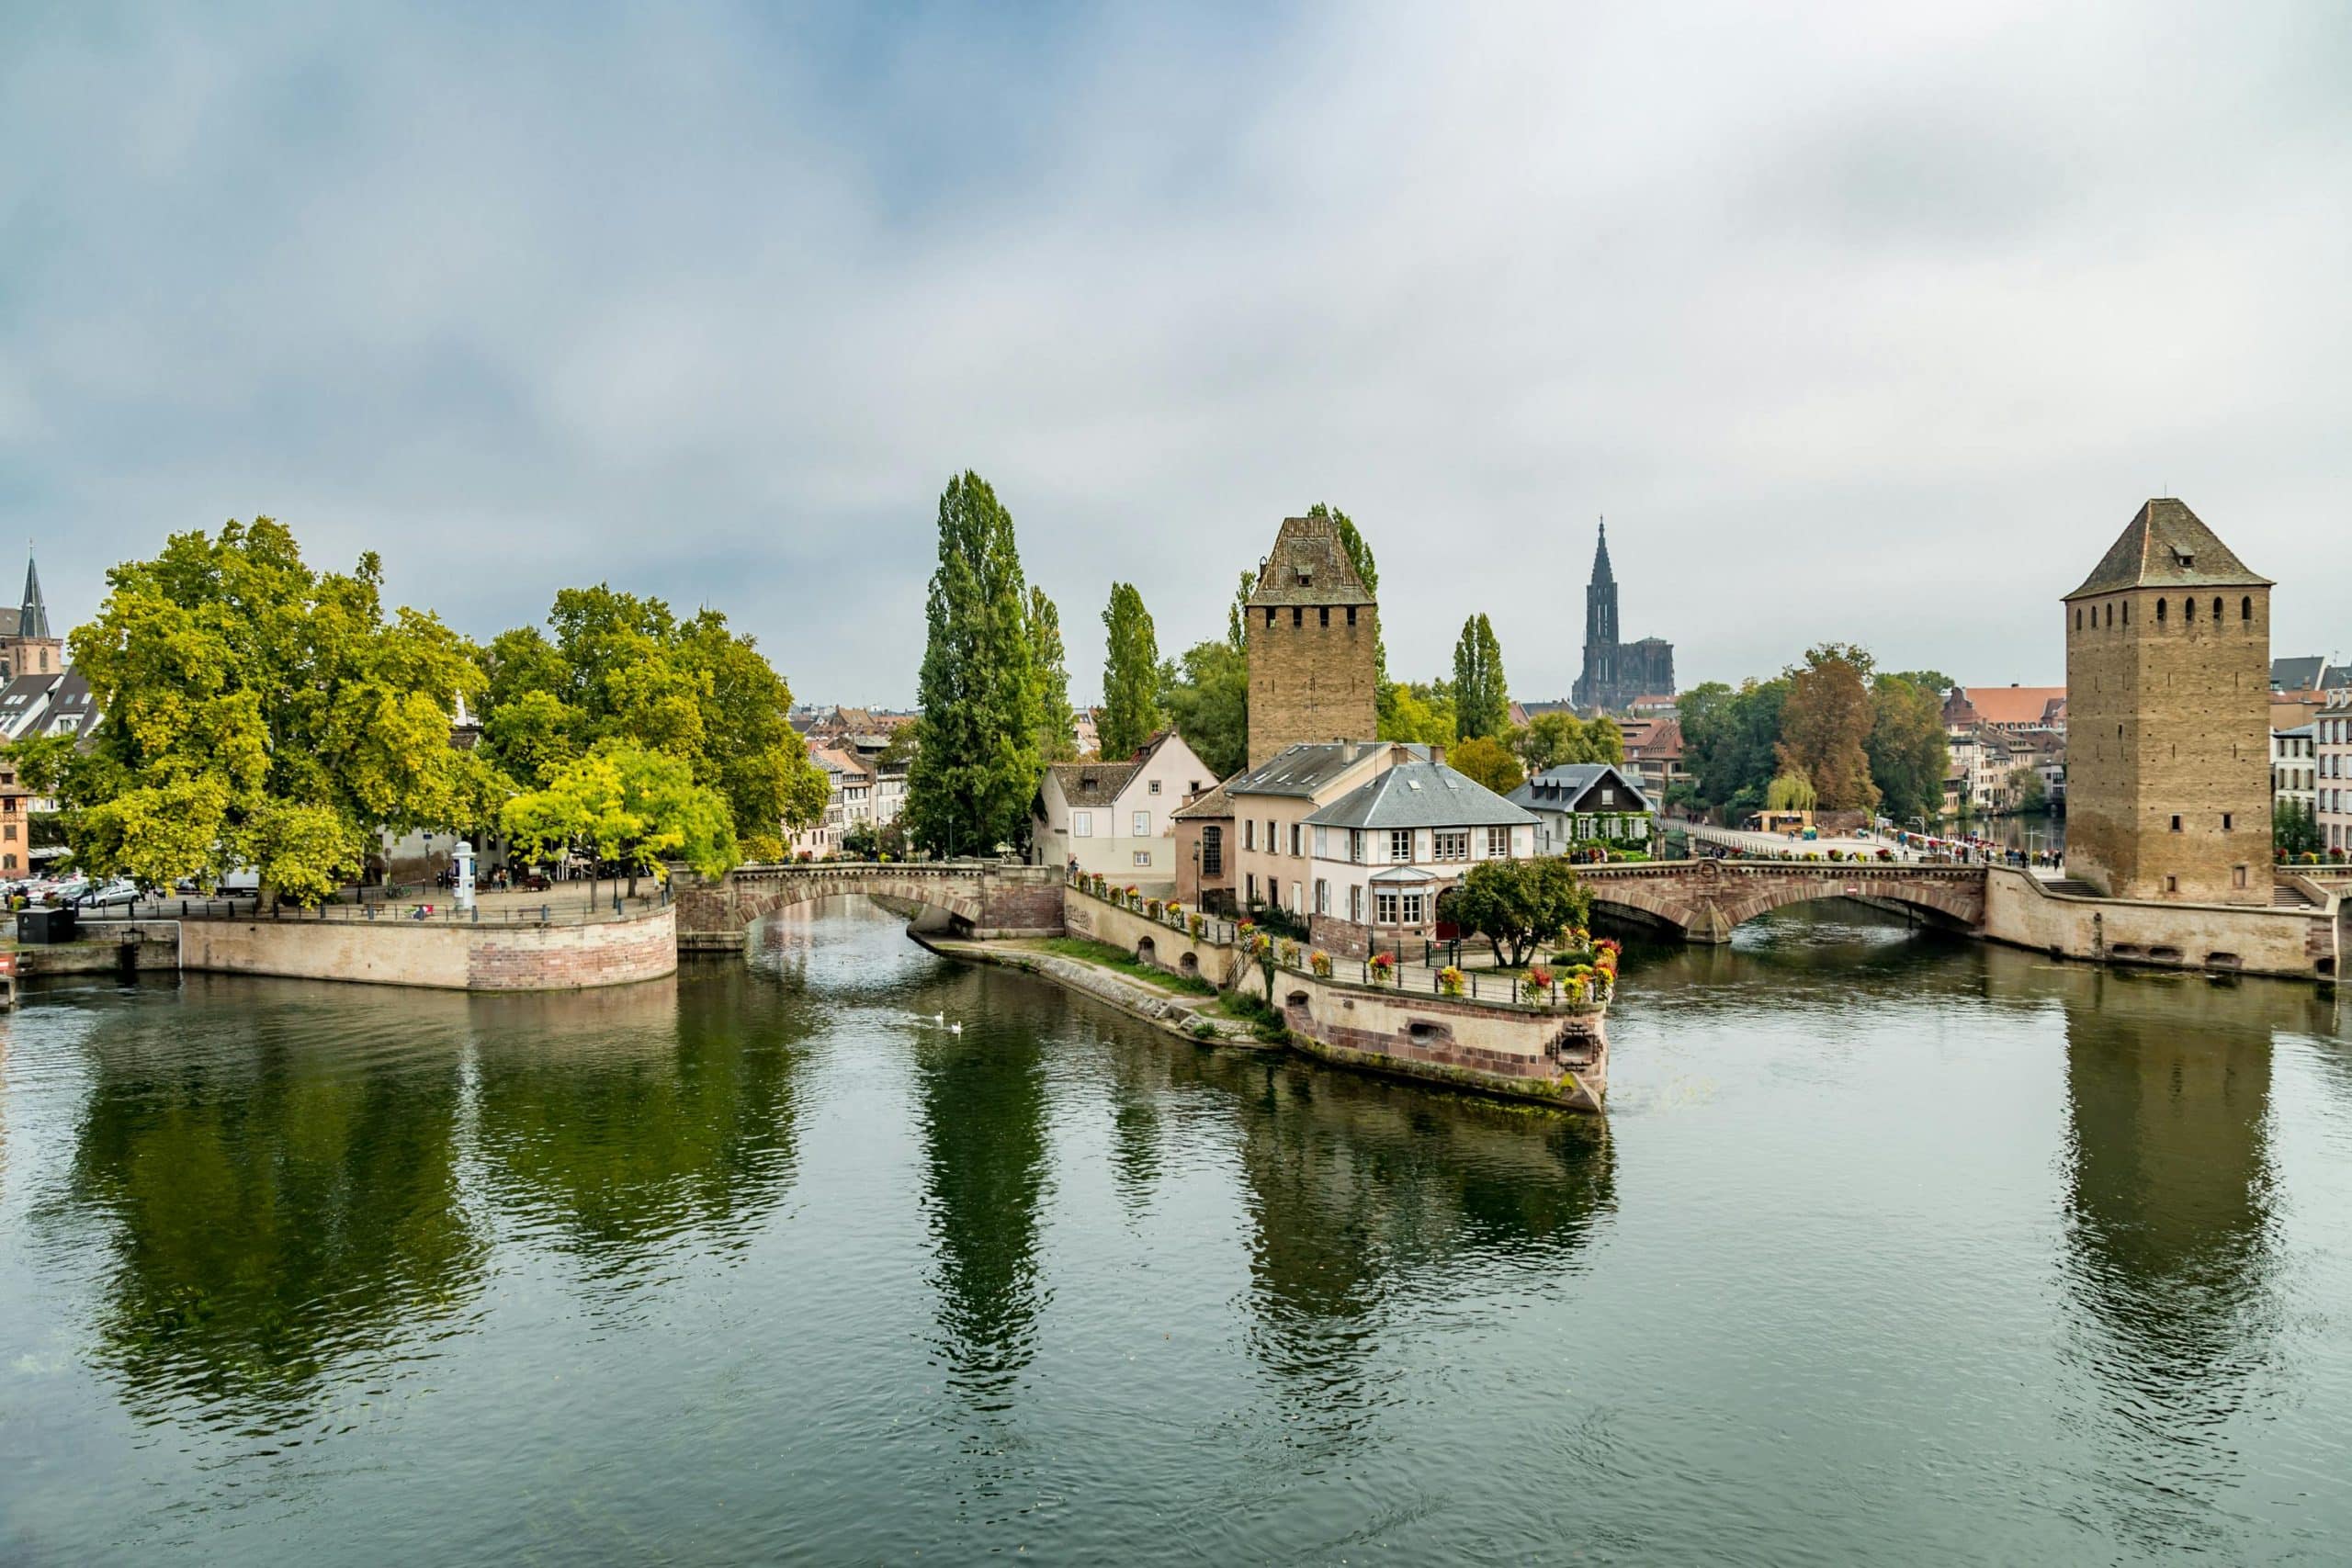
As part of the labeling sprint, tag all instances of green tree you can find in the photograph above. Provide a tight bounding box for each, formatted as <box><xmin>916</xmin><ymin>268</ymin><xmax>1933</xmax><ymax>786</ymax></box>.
<box><xmin>905</xmin><ymin>472</ymin><xmax>1046</xmax><ymax>856</ymax></box>
<box><xmin>1776</xmin><ymin>644</ymin><xmax>1880</xmax><ymax>813</ymax></box>
<box><xmin>1226</xmin><ymin>570</ymin><xmax>1256</xmax><ymax>651</ymax></box>
<box><xmin>1451</xmin><ymin>614</ymin><xmax>1509</xmax><ymax>740</ymax></box>
<box><xmin>19</xmin><ymin>518</ymin><xmax>484</xmax><ymax>903</ymax></box>
<box><xmin>502</xmin><ymin>742</ymin><xmax>738</xmax><ymax>900</ymax></box>
<box><xmin>1444</xmin><ymin>857</ymin><xmax>1592</xmax><ymax>967</ymax></box>
<box><xmin>1028</xmin><ymin>586</ymin><xmax>1080</xmax><ymax>763</ymax></box>
<box><xmin>1449</xmin><ymin>735</ymin><xmax>1524</xmax><ymax>795</ymax></box>
<box><xmin>1866</xmin><ymin>672</ymin><xmax>1950</xmax><ymax>825</ymax></box>
<box><xmin>2275</xmin><ymin>801</ymin><xmax>2321</xmax><ymax>856</ymax></box>
<box><xmin>1099</xmin><ymin>581</ymin><xmax>1164</xmax><ymax>761</ymax></box>
<box><xmin>1161</xmin><ymin>638</ymin><xmax>1250</xmax><ymax>780</ymax></box>
<box><xmin>1679</xmin><ymin>677</ymin><xmax>1789</xmax><ymax>818</ymax></box>
<box><xmin>1380</xmin><ymin>680</ymin><xmax>1456</xmax><ymax>746</ymax></box>
<box><xmin>471</xmin><ymin>590</ymin><xmax>826</xmax><ymax>842</ymax></box>
<box><xmin>1513</xmin><ymin>711</ymin><xmax>1624</xmax><ymax>772</ymax></box>
<box><xmin>1766</xmin><ymin>773</ymin><xmax>1819</xmax><ymax>812</ymax></box>
<box><xmin>2006</xmin><ymin>766</ymin><xmax>2047</xmax><ymax>815</ymax></box>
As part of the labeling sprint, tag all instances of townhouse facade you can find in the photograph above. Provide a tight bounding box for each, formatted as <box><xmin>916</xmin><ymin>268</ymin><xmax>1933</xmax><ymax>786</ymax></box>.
<box><xmin>2320</xmin><ymin>692</ymin><xmax>2352</xmax><ymax>857</ymax></box>
<box><xmin>1508</xmin><ymin>764</ymin><xmax>1655</xmax><ymax>854</ymax></box>
<box><xmin>1227</xmin><ymin>741</ymin><xmax>1420</xmax><ymax>921</ymax></box>
<box><xmin>1030</xmin><ymin>729</ymin><xmax>1215</xmax><ymax>886</ymax></box>
<box><xmin>1300</xmin><ymin>755</ymin><xmax>1538</xmax><ymax>958</ymax></box>
<box><xmin>2272</xmin><ymin>725</ymin><xmax>2316</xmax><ymax>822</ymax></box>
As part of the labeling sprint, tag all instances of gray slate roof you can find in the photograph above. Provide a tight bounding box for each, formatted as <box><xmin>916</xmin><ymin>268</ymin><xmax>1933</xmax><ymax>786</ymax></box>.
<box><xmin>1228</xmin><ymin>741</ymin><xmax>1427</xmax><ymax>799</ymax></box>
<box><xmin>1507</xmin><ymin>763</ymin><xmax>1654</xmax><ymax>815</ymax></box>
<box><xmin>2274</xmin><ymin>656</ymin><xmax>2327</xmax><ymax>691</ymax></box>
<box><xmin>1304</xmin><ymin>761</ymin><xmax>1535</xmax><ymax>831</ymax></box>
<box><xmin>2065</xmin><ymin>499</ymin><xmax>2271</xmax><ymax>600</ymax></box>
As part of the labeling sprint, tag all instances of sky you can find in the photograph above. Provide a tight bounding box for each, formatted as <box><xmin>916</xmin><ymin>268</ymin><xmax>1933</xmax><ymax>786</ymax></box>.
<box><xmin>6</xmin><ymin>1</ymin><xmax>2349</xmax><ymax>707</ymax></box>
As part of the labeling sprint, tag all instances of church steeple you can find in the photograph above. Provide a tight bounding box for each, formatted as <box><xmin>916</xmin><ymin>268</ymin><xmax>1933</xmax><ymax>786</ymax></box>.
<box><xmin>19</xmin><ymin>553</ymin><xmax>49</xmax><ymax>640</ymax></box>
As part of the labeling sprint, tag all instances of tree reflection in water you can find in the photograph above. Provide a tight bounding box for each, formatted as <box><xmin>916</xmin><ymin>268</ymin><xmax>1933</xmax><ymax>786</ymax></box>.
<box><xmin>914</xmin><ymin>968</ymin><xmax>1054</xmax><ymax>1411</ymax></box>
<box><xmin>467</xmin><ymin>967</ymin><xmax>810</xmax><ymax>1283</ymax></box>
<box><xmin>50</xmin><ymin>976</ymin><xmax>485</xmax><ymax>1435</ymax></box>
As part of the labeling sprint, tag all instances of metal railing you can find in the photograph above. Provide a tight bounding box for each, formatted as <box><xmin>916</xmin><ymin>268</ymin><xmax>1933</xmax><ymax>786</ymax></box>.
<box><xmin>86</xmin><ymin>884</ymin><xmax>672</xmax><ymax>929</ymax></box>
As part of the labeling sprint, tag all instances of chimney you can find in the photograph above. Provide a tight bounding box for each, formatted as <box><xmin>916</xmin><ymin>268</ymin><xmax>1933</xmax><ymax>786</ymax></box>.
<box><xmin>1430</xmin><ymin>743</ymin><xmax>1447</xmax><ymax>768</ymax></box>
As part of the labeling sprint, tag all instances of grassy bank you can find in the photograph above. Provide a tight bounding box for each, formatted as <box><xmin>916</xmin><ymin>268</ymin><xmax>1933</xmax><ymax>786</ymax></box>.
<box><xmin>1021</xmin><ymin>936</ymin><xmax>1216</xmax><ymax>996</ymax></box>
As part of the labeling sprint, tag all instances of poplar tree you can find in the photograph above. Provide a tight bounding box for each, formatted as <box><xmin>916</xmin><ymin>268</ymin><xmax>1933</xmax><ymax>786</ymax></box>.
<box><xmin>1452</xmin><ymin>613</ymin><xmax>1510</xmax><ymax>740</ymax></box>
<box><xmin>1029</xmin><ymin>586</ymin><xmax>1079</xmax><ymax>763</ymax></box>
<box><xmin>1098</xmin><ymin>581</ymin><xmax>1164</xmax><ymax>761</ymax></box>
<box><xmin>906</xmin><ymin>472</ymin><xmax>1045</xmax><ymax>856</ymax></box>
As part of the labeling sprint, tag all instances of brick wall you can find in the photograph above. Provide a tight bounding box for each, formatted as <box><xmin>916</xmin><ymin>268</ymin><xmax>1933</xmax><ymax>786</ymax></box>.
<box><xmin>2068</xmin><ymin>584</ymin><xmax>2270</xmax><ymax>903</ymax></box>
<box><xmin>1246</xmin><ymin>607</ymin><xmax>1378</xmax><ymax>765</ymax></box>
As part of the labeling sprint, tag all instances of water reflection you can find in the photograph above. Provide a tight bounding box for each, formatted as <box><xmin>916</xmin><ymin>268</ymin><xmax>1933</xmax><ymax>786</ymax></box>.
<box><xmin>913</xmin><ymin>968</ymin><xmax>1053</xmax><ymax>1408</ymax></box>
<box><xmin>47</xmin><ymin>976</ymin><xmax>485</xmax><ymax>1433</ymax></box>
<box><xmin>2041</xmin><ymin>961</ymin><xmax>2294</xmax><ymax>1551</ymax></box>
<box><xmin>468</xmin><ymin>971</ymin><xmax>807</xmax><ymax>1279</ymax></box>
<box><xmin>1218</xmin><ymin>1054</ymin><xmax>1615</xmax><ymax>1452</ymax></box>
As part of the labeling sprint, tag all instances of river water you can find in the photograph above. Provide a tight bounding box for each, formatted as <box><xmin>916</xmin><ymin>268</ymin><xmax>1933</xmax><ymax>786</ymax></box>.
<box><xmin>3</xmin><ymin>899</ymin><xmax>2348</xmax><ymax>1563</ymax></box>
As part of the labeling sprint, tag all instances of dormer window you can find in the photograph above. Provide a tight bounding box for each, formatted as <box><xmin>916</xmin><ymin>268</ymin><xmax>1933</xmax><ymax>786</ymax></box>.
<box><xmin>2172</xmin><ymin>548</ymin><xmax>2194</xmax><ymax>568</ymax></box>
<box><xmin>1295</xmin><ymin>571</ymin><xmax>1311</xmax><ymax>586</ymax></box>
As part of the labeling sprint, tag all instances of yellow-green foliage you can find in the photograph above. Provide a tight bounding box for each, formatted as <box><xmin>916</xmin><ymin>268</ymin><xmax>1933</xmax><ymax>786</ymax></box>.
<box><xmin>23</xmin><ymin>519</ymin><xmax>485</xmax><ymax>902</ymax></box>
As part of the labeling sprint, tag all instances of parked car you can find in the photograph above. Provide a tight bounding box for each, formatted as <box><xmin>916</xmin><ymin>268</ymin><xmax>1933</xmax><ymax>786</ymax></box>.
<box><xmin>79</xmin><ymin>878</ymin><xmax>143</xmax><ymax>909</ymax></box>
<box><xmin>41</xmin><ymin>876</ymin><xmax>91</xmax><ymax>907</ymax></box>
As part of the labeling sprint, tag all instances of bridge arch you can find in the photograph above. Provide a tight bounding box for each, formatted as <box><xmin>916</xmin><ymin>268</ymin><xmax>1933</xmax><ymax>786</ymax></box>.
<box><xmin>1579</xmin><ymin>861</ymin><xmax>1987</xmax><ymax>944</ymax></box>
<box><xmin>673</xmin><ymin>861</ymin><xmax>1068</xmax><ymax>950</ymax></box>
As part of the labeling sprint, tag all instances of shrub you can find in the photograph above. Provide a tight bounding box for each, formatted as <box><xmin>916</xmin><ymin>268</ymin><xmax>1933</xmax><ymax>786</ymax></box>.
<box><xmin>1191</xmin><ymin>1018</ymin><xmax>1216</xmax><ymax>1040</ymax></box>
<box><xmin>1278</xmin><ymin>938</ymin><xmax>1301</xmax><ymax>967</ymax></box>
<box><xmin>1436</xmin><ymin>964</ymin><xmax>1464</xmax><ymax>997</ymax></box>
<box><xmin>1146</xmin><ymin>898</ymin><xmax>1162</xmax><ymax>918</ymax></box>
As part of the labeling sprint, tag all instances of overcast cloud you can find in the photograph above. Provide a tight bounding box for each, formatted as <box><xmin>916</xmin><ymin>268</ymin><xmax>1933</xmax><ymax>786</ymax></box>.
<box><xmin>6</xmin><ymin>1</ymin><xmax>2348</xmax><ymax>705</ymax></box>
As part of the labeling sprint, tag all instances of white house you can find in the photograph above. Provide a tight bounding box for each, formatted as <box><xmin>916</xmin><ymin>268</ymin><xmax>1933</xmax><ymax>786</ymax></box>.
<box><xmin>1299</xmin><ymin>756</ymin><xmax>1538</xmax><ymax>957</ymax></box>
<box><xmin>1031</xmin><ymin>729</ymin><xmax>1215</xmax><ymax>887</ymax></box>
<box><xmin>1506</xmin><ymin>763</ymin><xmax>1654</xmax><ymax>855</ymax></box>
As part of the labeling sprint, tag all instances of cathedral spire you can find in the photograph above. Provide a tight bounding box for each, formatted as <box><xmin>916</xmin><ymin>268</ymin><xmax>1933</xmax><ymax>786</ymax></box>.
<box><xmin>19</xmin><ymin>551</ymin><xmax>48</xmax><ymax>640</ymax></box>
<box><xmin>1590</xmin><ymin>516</ymin><xmax>1614</xmax><ymax>585</ymax></box>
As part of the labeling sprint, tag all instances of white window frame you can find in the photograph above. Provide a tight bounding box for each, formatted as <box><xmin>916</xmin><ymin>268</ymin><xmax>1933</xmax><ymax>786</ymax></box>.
<box><xmin>1389</xmin><ymin>829</ymin><xmax>1412</xmax><ymax>862</ymax></box>
<box><xmin>1071</xmin><ymin>810</ymin><xmax>1092</xmax><ymax>838</ymax></box>
<box><xmin>1134</xmin><ymin>850</ymin><xmax>1152</xmax><ymax>868</ymax></box>
<box><xmin>1133</xmin><ymin>810</ymin><xmax>1150</xmax><ymax>836</ymax></box>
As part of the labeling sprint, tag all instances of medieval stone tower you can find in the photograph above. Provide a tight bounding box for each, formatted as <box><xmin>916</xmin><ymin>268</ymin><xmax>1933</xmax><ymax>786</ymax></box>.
<box><xmin>2063</xmin><ymin>499</ymin><xmax>2271</xmax><ymax>905</ymax></box>
<box><xmin>1244</xmin><ymin>514</ymin><xmax>1378</xmax><ymax>766</ymax></box>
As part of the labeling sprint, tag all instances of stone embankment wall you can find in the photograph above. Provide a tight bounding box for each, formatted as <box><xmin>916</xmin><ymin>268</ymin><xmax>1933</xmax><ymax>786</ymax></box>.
<box><xmin>67</xmin><ymin>906</ymin><xmax>679</xmax><ymax>991</ymax></box>
<box><xmin>1982</xmin><ymin>868</ymin><xmax>2338</xmax><ymax>980</ymax></box>
<box><xmin>1236</xmin><ymin>962</ymin><xmax>1605</xmax><ymax>1109</ymax></box>
<box><xmin>1060</xmin><ymin>888</ymin><xmax>1239</xmax><ymax>987</ymax></box>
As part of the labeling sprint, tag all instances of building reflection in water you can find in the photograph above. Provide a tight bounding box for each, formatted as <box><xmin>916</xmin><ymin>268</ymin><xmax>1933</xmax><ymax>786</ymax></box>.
<box><xmin>49</xmin><ymin>976</ymin><xmax>487</xmax><ymax>1435</ymax></box>
<box><xmin>467</xmin><ymin>968</ymin><xmax>808</xmax><ymax>1282</ymax></box>
<box><xmin>2038</xmin><ymin>956</ymin><xmax>2325</xmax><ymax>1551</ymax></box>
<box><xmin>1218</xmin><ymin>1055</ymin><xmax>1615</xmax><ymax>1458</ymax></box>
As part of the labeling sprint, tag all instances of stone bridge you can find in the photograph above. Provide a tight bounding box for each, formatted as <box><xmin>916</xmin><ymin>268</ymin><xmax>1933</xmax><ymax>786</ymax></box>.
<box><xmin>673</xmin><ymin>861</ymin><xmax>1066</xmax><ymax>952</ymax></box>
<box><xmin>1578</xmin><ymin>859</ymin><xmax>1987</xmax><ymax>943</ymax></box>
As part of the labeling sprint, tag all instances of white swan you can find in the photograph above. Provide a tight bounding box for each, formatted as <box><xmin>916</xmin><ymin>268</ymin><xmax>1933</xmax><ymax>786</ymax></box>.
<box><xmin>949</xmin><ymin>1021</ymin><xmax>964</xmax><ymax>1034</ymax></box>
